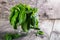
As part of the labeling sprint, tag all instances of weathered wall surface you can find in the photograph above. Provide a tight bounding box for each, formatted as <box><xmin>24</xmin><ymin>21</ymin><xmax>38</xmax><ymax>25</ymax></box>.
<box><xmin>0</xmin><ymin>0</ymin><xmax>60</xmax><ymax>40</ymax></box>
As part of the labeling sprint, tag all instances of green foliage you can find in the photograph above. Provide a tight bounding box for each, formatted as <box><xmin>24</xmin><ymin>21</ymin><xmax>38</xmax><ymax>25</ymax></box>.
<box><xmin>4</xmin><ymin>3</ymin><xmax>44</xmax><ymax>40</ymax></box>
<box><xmin>4</xmin><ymin>33</ymin><xmax>12</xmax><ymax>40</ymax></box>
<box><xmin>4</xmin><ymin>33</ymin><xmax>21</xmax><ymax>40</ymax></box>
<box><xmin>37</xmin><ymin>30</ymin><xmax>44</xmax><ymax>35</ymax></box>
<box><xmin>9</xmin><ymin>3</ymin><xmax>38</xmax><ymax>31</ymax></box>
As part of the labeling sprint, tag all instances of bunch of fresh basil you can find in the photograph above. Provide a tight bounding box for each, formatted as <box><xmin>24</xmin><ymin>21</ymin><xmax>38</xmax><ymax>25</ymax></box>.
<box><xmin>4</xmin><ymin>3</ymin><xmax>43</xmax><ymax>40</ymax></box>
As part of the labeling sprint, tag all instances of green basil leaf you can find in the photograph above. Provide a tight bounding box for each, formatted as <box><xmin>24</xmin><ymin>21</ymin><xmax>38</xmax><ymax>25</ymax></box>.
<box><xmin>4</xmin><ymin>33</ymin><xmax>12</xmax><ymax>40</ymax></box>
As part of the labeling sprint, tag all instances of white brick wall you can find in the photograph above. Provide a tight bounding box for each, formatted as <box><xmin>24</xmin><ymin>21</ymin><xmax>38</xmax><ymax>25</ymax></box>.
<box><xmin>0</xmin><ymin>0</ymin><xmax>60</xmax><ymax>40</ymax></box>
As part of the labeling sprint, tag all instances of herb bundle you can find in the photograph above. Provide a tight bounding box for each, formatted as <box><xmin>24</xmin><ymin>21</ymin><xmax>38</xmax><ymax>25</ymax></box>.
<box><xmin>4</xmin><ymin>3</ymin><xmax>43</xmax><ymax>40</ymax></box>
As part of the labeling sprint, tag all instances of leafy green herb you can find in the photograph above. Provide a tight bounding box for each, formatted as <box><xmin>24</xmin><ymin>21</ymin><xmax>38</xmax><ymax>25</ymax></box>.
<box><xmin>4</xmin><ymin>33</ymin><xmax>12</xmax><ymax>40</ymax></box>
<box><xmin>37</xmin><ymin>30</ymin><xmax>44</xmax><ymax>35</ymax></box>
<box><xmin>4</xmin><ymin>3</ymin><xmax>44</xmax><ymax>40</ymax></box>
<box><xmin>4</xmin><ymin>33</ymin><xmax>21</xmax><ymax>40</ymax></box>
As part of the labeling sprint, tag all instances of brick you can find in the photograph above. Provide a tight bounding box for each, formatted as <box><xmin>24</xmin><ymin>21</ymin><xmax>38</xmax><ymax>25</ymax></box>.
<box><xmin>50</xmin><ymin>20</ymin><xmax>60</xmax><ymax>40</ymax></box>
<box><xmin>39</xmin><ymin>20</ymin><xmax>54</xmax><ymax>36</ymax></box>
<box><xmin>53</xmin><ymin>20</ymin><xmax>60</xmax><ymax>32</ymax></box>
<box><xmin>37</xmin><ymin>0</ymin><xmax>60</xmax><ymax>19</ymax></box>
<box><xmin>50</xmin><ymin>31</ymin><xmax>60</xmax><ymax>40</ymax></box>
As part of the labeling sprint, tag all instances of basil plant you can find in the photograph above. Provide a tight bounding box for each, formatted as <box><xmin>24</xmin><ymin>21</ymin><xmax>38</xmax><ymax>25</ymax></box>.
<box><xmin>4</xmin><ymin>3</ymin><xmax>44</xmax><ymax>40</ymax></box>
